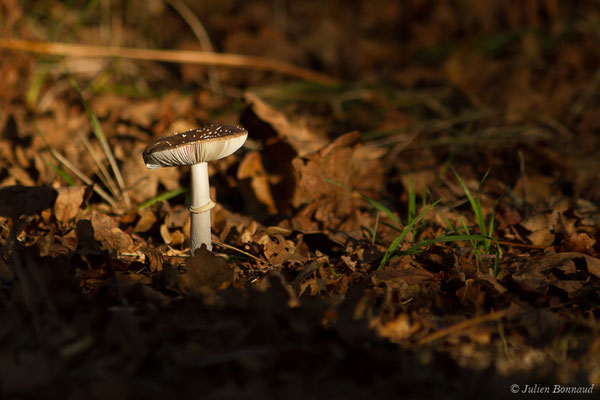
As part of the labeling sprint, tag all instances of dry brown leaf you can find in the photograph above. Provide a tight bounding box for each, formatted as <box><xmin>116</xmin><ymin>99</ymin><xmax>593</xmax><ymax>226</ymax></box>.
<box><xmin>39</xmin><ymin>230</ymin><xmax>78</xmax><ymax>258</ymax></box>
<box><xmin>341</xmin><ymin>255</ymin><xmax>357</xmax><ymax>271</ymax></box>
<box><xmin>584</xmin><ymin>254</ymin><xmax>600</xmax><ymax>279</ymax></box>
<box><xmin>519</xmin><ymin>213</ymin><xmax>556</xmax><ymax>246</ymax></box>
<box><xmin>520</xmin><ymin>213</ymin><xmax>550</xmax><ymax>232</ymax></box>
<box><xmin>527</xmin><ymin>228</ymin><xmax>555</xmax><ymax>247</ymax></box>
<box><xmin>477</xmin><ymin>273</ymin><xmax>507</xmax><ymax>294</ymax></box>
<box><xmin>134</xmin><ymin>208</ymin><xmax>157</xmax><ymax>233</ymax></box>
<box><xmin>562</xmin><ymin>232</ymin><xmax>596</xmax><ymax>253</ymax></box>
<box><xmin>549</xmin><ymin>279</ymin><xmax>585</xmax><ymax>294</ymax></box>
<box><xmin>8</xmin><ymin>165</ymin><xmax>35</xmax><ymax>186</ymax></box>
<box><xmin>372</xmin><ymin>257</ymin><xmax>440</xmax><ymax>299</ymax></box>
<box><xmin>517</xmin><ymin>252</ymin><xmax>600</xmax><ymax>282</ymax></box>
<box><xmin>54</xmin><ymin>186</ymin><xmax>85</xmax><ymax>222</ymax></box>
<box><xmin>160</xmin><ymin>224</ymin><xmax>172</xmax><ymax>244</ymax></box>
<box><xmin>147</xmin><ymin>253</ymin><xmax>164</xmax><ymax>273</ymax></box>
<box><xmin>90</xmin><ymin>212</ymin><xmax>133</xmax><ymax>253</ymax></box>
<box><xmin>245</xmin><ymin>92</ymin><xmax>328</xmax><ymax>156</ymax></box>
<box><xmin>170</xmin><ymin>230</ymin><xmax>185</xmax><ymax>246</ymax></box>
<box><xmin>291</xmin><ymin>131</ymin><xmax>383</xmax><ymax>229</ymax></box>
<box><xmin>263</xmin><ymin>234</ymin><xmax>305</xmax><ymax>265</ymax></box>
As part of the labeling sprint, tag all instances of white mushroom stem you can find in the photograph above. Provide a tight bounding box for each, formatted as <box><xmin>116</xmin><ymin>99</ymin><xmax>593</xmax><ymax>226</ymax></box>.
<box><xmin>190</xmin><ymin>162</ymin><xmax>213</xmax><ymax>254</ymax></box>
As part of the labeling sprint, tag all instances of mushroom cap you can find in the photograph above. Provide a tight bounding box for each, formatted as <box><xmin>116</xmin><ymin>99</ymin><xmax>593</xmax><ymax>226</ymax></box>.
<box><xmin>143</xmin><ymin>125</ymin><xmax>248</xmax><ymax>169</ymax></box>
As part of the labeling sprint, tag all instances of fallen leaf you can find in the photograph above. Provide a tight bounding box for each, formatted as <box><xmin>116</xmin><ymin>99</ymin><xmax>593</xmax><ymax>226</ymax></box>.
<box><xmin>134</xmin><ymin>208</ymin><xmax>157</xmax><ymax>233</ymax></box>
<box><xmin>477</xmin><ymin>273</ymin><xmax>507</xmax><ymax>294</ymax></box>
<box><xmin>245</xmin><ymin>92</ymin><xmax>328</xmax><ymax>156</ymax></box>
<box><xmin>170</xmin><ymin>230</ymin><xmax>185</xmax><ymax>246</ymax></box>
<box><xmin>160</xmin><ymin>224</ymin><xmax>172</xmax><ymax>244</ymax></box>
<box><xmin>584</xmin><ymin>255</ymin><xmax>600</xmax><ymax>278</ymax></box>
<box><xmin>517</xmin><ymin>251</ymin><xmax>600</xmax><ymax>281</ymax></box>
<box><xmin>263</xmin><ymin>234</ymin><xmax>305</xmax><ymax>265</ymax></box>
<box><xmin>527</xmin><ymin>228</ymin><xmax>555</xmax><ymax>247</ymax></box>
<box><xmin>341</xmin><ymin>255</ymin><xmax>357</xmax><ymax>271</ymax></box>
<box><xmin>291</xmin><ymin>131</ymin><xmax>383</xmax><ymax>229</ymax></box>
<box><xmin>54</xmin><ymin>186</ymin><xmax>85</xmax><ymax>222</ymax></box>
<box><xmin>549</xmin><ymin>279</ymin><xmax>584</xmax><ymax>294</ymax></box>
<box><xmin>520</xmin><ymin>213</ymin><xmax>550</xmax><ymax>232</ymax></box>
<box><xmin>372</xmin><ymin>257</ymin><xmax>441</xmax><ymax>299</ymax></box>
<box><xmin>90</xmin><ymin>212</ymin><xmax>133</xmax><ymax>252</ymax></box>
<box><xmin>562</xmin><ymin>232</ymin><xmax>596</xmax><ymax>253</ymax></box>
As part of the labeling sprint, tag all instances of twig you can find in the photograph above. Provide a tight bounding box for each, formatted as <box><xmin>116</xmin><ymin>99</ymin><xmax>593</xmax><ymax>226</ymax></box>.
<box><xmin>165</xmin><ymin>0</ymin><xmax>221</xmax><ymax>93</ymax></box>
<box><xmin>0</xmin><ymin>38</ymin><xmax>336</xmax><ymax>85</ymax></box>
<box><xmin>417</xmin><ymin>308</ymin><xmax>515</xmax><ymax>345</ymax></box>
<box><xmin>213</xmin><ymin>240</ymin><xmax>272</xmax><ymax>266</ymax></box>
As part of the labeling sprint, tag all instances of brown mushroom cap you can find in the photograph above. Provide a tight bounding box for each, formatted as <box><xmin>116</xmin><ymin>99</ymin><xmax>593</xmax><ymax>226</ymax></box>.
<box><xmin>143</xmin><ymin>125</ymin><xmax>248</xmax><ymax>169</ymax></box>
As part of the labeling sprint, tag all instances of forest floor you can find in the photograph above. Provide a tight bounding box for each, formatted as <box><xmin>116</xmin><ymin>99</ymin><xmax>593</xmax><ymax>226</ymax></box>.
<box><xmin>1</xmin><ymin>1</ymin><xmax>600</xmax><ymax>399</ymax></box>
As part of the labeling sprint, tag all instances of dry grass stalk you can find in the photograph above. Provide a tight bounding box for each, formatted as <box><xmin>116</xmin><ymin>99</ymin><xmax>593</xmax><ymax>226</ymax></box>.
<box><xmin>0</xmin><ymin>38</ymin><xmax>336</xmax><ymax>85</ymax></box>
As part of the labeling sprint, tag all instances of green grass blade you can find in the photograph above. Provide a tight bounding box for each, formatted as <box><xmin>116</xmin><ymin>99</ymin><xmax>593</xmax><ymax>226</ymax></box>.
<box><xmin>396</xmin><ymin>234</ymin><xmax>489</xmax><ymax>258</ymax></box>
<box><xmin>407</xmin><ymin>174</ymin><xmax>416</xmax><ymax>221</ymax></box>
<box><xmin>137</xmin><ymin>188</ymin><xmax>188</xmax><ymax>210</ymax></box>
<box><xmin>452</xmin><ymin>167</ymin><xmax>486</xmax><ymax>235</ymax></box>
<box><xmin>47</xmin><ymin>162</ymin><xmax>76</xmax><ymax>186</ymax></box>
<box><xmin>378</xmin><ymin>204</ymin><xmax>436</xmax><ymax>269</ymax></box>
<box><xmin>365</xmin><ymin>197</ymin><xmax>402</xmax><ymax>229</ymax></box>
<box><xmin>475</xmin><ymin>169</ymin><xmax>491</xmax><ymax>236</ymax></box>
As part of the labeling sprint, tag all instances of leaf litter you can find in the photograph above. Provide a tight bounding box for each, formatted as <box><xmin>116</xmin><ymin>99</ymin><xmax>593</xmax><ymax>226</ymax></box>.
<box><xmin>0</xmin><ymin>1</ymin><xmax>600</xmax><ymax>399</ymax></box>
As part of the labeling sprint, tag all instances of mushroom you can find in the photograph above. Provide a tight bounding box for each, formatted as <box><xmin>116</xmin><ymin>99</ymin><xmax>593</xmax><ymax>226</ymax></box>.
<box><xmin>142</xmin><ymin>124</ymin><xmax>248</xmax><ymax>255</ymax></box>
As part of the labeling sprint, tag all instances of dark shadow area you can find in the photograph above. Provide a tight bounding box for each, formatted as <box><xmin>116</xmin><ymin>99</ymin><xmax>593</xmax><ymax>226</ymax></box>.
<box><xmin>0</xmin><ymin>185</ymin><xmax>57</xmax><ymax>218</ymax></box>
